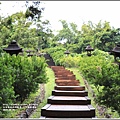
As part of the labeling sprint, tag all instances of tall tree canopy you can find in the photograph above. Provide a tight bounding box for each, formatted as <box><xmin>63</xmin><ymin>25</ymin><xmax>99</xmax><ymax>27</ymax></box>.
<box><xmin>0</xmin><ymin>1</ymin><xmax>54</xmax><ymax>50</ymax></box>
<box><xmin>53</xmin><ymin>20</ymin><xmax>120</xmax><ymax>53</ymax></box>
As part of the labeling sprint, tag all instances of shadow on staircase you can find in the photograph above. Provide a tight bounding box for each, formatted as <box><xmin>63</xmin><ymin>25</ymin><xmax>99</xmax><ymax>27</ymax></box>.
<box><xmin>43</xmin><ymin>53</ymin><xmax>55</xmax><ymax>66</ymax></box>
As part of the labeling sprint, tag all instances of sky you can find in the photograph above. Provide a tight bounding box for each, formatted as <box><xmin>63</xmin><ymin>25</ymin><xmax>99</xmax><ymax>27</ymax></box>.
<box><xmin>0</xmin><ymin>1</ymin><xmax>120</xmax><ymax>33</ymax></box>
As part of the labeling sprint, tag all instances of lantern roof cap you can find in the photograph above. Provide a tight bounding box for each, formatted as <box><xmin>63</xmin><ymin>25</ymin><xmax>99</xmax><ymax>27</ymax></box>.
<box><xmin>3</xmin><ymin>40</ymin><xmax>22</xmax><ymax>51</ymax></box>
<box><xmin>64</xmin><ymin>50</ymin><xmax>70</xmax><ymax>54</ymax></box>
<box><xmin>85</xmin><ymin>45</ymin><xmax>94</xmax><ymax>51</ymax></box>
<box><xmin>112</xmin><ymin>44</ymin><xmax>120</xmax><ymax>53</ymax></box>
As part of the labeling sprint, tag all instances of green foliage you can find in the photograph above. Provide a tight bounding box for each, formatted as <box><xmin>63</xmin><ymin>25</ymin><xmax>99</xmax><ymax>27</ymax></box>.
<box><xmin>25</xmin><ymin>1</ymin><xmax>44</xmax><ymax>20</ymax></box>
<box><xmin>54</xmin><ymin>20</ymin><xmax>120</xmax><ymax>54</ymax></box>
<box><xmin>78</xmin><ymin>52</ymin><xmax>120</xmax><ymax>115</ymax></box>
<box><xmin>0</xmin><ymin>54</ymin><xmax>15</xmax><ymax>117</ymax></box>
<box><xmin>12</xmin><ymin>55</ymin><xmax>48</xmax><ymax>102</ymax></box>
<box><xmin>47</xmin><ymin>47</ymin><xmax>66</xmax><ymax>66</ymax></box>
<box><xmin>0</xmin><ymin>11</ymin><xmax>53</xmax><ymax>50</ymax></box>
<box><xmin>47</xmin><ymin>46</ymin><xmax>82</xmax><ymax>67</ymax></box>
<box><xmin>60</xmin><ymin>55</ymin><xmax>81</xmax><ymax>68</ymax></box>
<box><xmin>92</xmin><ymin>49</ymin><xmax>114</xmax><ymax>60</ymax></box>
<box><xmin>0</xmin><ymin>53</ymin><xmax>48</xmax><ymax>117</ymax></box>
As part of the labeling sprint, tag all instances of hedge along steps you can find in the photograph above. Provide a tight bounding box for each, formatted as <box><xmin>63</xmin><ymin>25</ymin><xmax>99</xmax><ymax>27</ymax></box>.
<box><xmin>40</xmin><ymin>66</ymin><xmax>95</xmax><ymax>118</ymax></box>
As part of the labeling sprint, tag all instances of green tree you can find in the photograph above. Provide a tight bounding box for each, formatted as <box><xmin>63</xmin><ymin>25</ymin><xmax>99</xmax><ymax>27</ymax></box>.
<box><xmin>54</xmin><ymin>20</ymin><xmax>78</xmax><ymax>44</ymax></box>
<box><xmin>36</xmin><ymin>20</ymin><xmax>54</xmax><ymax>50</ymax></box>
<box><xmin>0</xmin><ymin>13</ymin><xmax>53</xmax><ymax>50</ymax></box>
<box><xmin>25</xmin><ymin>1</ymin><xmax>44</xmax><ymax>21</ymax></box>
<box><xmin>53</xmin><ymin>20</ymin><xmax>83</xmax><ymax>53</ymax></box>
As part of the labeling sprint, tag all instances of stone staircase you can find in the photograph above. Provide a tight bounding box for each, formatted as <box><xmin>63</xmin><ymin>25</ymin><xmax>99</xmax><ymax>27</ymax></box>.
<box><xmin>41</xmin><ymin>66</ymin><xmax>95</xmax><ymax>118</ymax></box>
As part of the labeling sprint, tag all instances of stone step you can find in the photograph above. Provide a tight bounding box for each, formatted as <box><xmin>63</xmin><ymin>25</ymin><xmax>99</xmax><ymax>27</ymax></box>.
<box><xmin>54</xmin><ymin>85</ymin><xmax>85</xmax><ymax>91</ymax></box>
<box><xmin>55</xmin><ymin>74</ymin><xmax>73</xmax><ymax>76</ymax></box>
<box><xmin>55</xmin><ymin>77</ymin><xmax>76</xmax><ymax>80</ymax></box>
<box><xmin>56</xmin><ymin>81</ymin><xmax>80</xmax><ymax>86</ymax></box>
<box><xmin>47</xmin><ymin>96</ymin><xmax>91</xmax><ymax>105</ymax></box>
<box><xmin>55</xmin><ymin>79</ymin><xmax>79</xmax><ymax>83</ymax></box>
<box><xmin>52</xmin><ymin>90</ymin><xmax>88</xmax><ymax>97</ymax></box>
<box><xmin>41</xmin><ymin>66</ymin><xmax>96</xmax><ymax>118</ymax></box>
<box><xmin>55</xmin><ymin>75</ymin><xmax>76</xmax><ymax>79</ymax></box>
<box><xmin>55</xmin><ymin>70</ymin><xmax>73</xmax><ymax>72</ymax></box>
<box><xmin>51</xmin><ymin>67</ymin><xmax>68</xmax><ymax>69</ymax></box>
<box><xmin>53</xmin><ymin>69</ymin><xmax>66</xmax><ymax>71</ymax></box>
<box><xmin>54</xmin><ymin>71</ymin><xmax>73</xmax><ymax>74</ymax></box>
<box><xmin>53</xmin><ymin>68</ymin><xmax>72</xmax><ymax>71</ymax></box>
<box><xmin>55</xmin><ymin>79</ymin><xmax>80</xmax><ymax>86</ymax></box>
<box><xmin>51</xmin><ymin>66</ymin><xmax>64</xmax><ymax>69</ymax></box>
<box><xmin>55</xmin><ymin>76</ymin><xmax>76</xmax><ymax>80</ymax></box>
<box><xmin>51</xmin><ymin>68</ymin><xmax>65</xmax><ymax>72</ymax></box>
<box><xmin>41</xmin><ymin>104</ymin><xmax>95</xmax><ymax>118</ymax></box>
<box><xmin>55</xmin><ymin>74</ymin><xmax>75</xmax><ymax>76</ymax></box>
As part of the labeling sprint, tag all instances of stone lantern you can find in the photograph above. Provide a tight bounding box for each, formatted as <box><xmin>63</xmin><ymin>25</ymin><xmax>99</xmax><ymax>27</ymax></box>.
<box><xmin>25</xmin><ymin>50</ymin><xmax>35</xmax><ymax>57</ymax></box>
<box><xmin>3</xmin><ymin>40</ymin><xmax>22</xmax><ymax>56</ymax></box>
<box><xmin>64</xmin><ymin>50</ymin><xmax>70</xmax><ymax>56</ymax></box>
<box><xmin>85</xmin><ymin>45</ymin><xmax>94</xmax><ymax>56</ymax></box>
<box><xmin>111</xmin><ymin>43</ymin><xmax>120</xmax><ymax>69</ymax></box>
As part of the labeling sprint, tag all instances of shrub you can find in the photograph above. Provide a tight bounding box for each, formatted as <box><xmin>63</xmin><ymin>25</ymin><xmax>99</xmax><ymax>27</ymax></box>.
<box><xmin>0</xmin><ymin>53</ymin><xmax>48</xmax><ymax>117</ymax></box>
<box><xmin>79</xmin><ymin>54</ymin><xmax>120</xmax><ymax>115</ymax></box>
